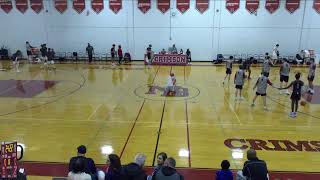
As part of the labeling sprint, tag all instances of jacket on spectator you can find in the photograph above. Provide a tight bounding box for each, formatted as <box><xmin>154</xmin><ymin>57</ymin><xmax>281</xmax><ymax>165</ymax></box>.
<box><xmin>105</xmin><ymin>167</ymin><xmax>123</xmax><ymax>180</ymax></box>
<box><xmin>216</xmin><ymin>170</ymin><xmax>233</xmax><ymax>180</ymax></box>
<box><xmin>69</xmin><ymin>156</ymin><xmax>97</xmax><ymax>175</ymax></box>
<box><xmin>152</xmin><ymin>166</ymin><xmax>184</xmax><ymax>180</ymax></box>
<box><xmin>121</xmin><ymin>163</ymin><xmax>147</xmax><ymax>180</ymax></box>
<box><xmin>242</xmin><ymin>158</ymin><xmax>268</xmax><ymax>180</ymax></box>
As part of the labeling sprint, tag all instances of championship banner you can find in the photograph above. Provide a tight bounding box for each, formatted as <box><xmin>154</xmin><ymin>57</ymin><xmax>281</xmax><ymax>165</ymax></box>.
<box><xmin>265</xmin><ymin>0</ymin><xmax>280</xmax><ymax>14</ymax></box>
<box><xmin>54</xmin><ymin>0</ymin><xmax>67</xmax><ymax>14</ymax></box>
<box><xmin>109</xmin><ymin>0</ymin><xmax>122</xmax><ymax>14</ymax></box>
<box><xmin>177</xmin><ymin>0</ymin><xmax>190</xmax><ymax>14</ymax></box>
<box><xmin>0</xmin><ymin>142</ymin><xmax>18</xmax><ymax>178</ymax></box>
<box><xmin>73</xmin><ymin>0</ymin><xmax>85</xmax><ymax>14</ymax></box>
<box><xmin>138</xmin><ymin>0</ymin><xmax>151</xmax><ymax>14</ymax></box>
<box><xmin>226</xmin><ymin>0</ymin><xmax>240</xmax><ymax>14</ymax></box>
<box><xmin>16</xmin><ymin>0</ymin><xmax>28</xmax><ymax>14</ymax></box>
<box><xmin>246</xmin><ymin>0</ymin><xmax>259</xmax><ymax>14</ymax></box>
<box><xmin>0</xmin><ymin>0</ymin><xmax>13</xmax><ymax>13</ymax></box>
<box><xmin>196</xmin><ymin>0</ymin><xmax>209</xmax><ymax>13</ymax></box>
<box><xmin>152</xmin><ymin>54</ymin><xmax>187</xmax><ymax>65</ymax></box>
<box><xmin>30</xmin><ymin>0</ymin><xmax>43</xmax><ymax>13</ymax></box>
<box><xmin>157</xmin><ymin>0</ymin><xmax>170</xmax><ymax>13</ymax></box>
<box><xmin>313</xmin><ymin>0</ymin><xmax>320</xmax><ymax>14</ymax></box>
<box><xmin>92</xmin><ymin>0</ymin><xmax>103</xmax><ymax>14</ymax></box>
<box><xmin>286</xmin><ymin>0</ymin><xmax>300</xmax><ymax>13</ymax></box>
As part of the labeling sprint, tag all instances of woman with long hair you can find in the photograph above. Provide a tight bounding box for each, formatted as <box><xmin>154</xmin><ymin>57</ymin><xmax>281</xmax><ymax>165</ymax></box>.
<box><xmin>105</xmin><ymin>154</ymin><xmax>122</xmax><ymax>180</ymax></box>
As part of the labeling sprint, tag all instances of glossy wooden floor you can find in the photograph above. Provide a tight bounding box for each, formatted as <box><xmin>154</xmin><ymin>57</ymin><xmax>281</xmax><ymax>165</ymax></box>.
<box><xmin>0</xmin><ymin>61</ymin><xmax>319</xmax><ymax>173</ymax></box>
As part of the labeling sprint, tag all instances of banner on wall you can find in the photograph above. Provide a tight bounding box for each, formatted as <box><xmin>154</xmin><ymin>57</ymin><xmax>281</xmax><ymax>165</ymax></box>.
<box><xmin>54</xmin><ymin>0</ymin><xmax>67</xmax><ymax>14</ymax></box>
<box><xmin>0</xmin><ymin>0</ymin><xmax>13</xmax><ymax>13</ymax></box>
<box><xmin>314</xmin><ymin>0</ymin><xmax>320</xmax><ymax>13</ymax></box>
<box><xmin>226</xmin><ymin>0</ymin><xmax>240</xmax><ymax>14</ymax></box>
<box><xmin>286</xmin><ymin>0</ymin><xmax>300</xmax><ymax>13</ymax></box>
<box><xmin>30</xmin><ymin>0</ymin><xmax>43</xmax><ymax>13</ymax></box>
<box><xmin>138</xmin><ymin>0</ymin><xmax>151</xmax><ymax>13</ymax></box>
<box><xmin>109</xmin><ymin>0</ymin><xmax>122</xmax><ymax>14</ymax></box>
<box><xmin>196</xmin><ymin>0</ymin><xmax>209</xmax><ymax>13</ymax></box>
<box><xmin>92</xmin><ymin>0</ymin><xmax>103</xmax><ymax>14</ymax></box>
<box><xmin>157</xmin><ymin>0</ymin><xmax>170</xmax><ymax>13</ymax></box>
<box><xmin>246</xmin><ymin>0</ymin><xmax>259</xmax><ymax>14</ymax></box>
<box><xmin>265</xmin><ymin>0</ymin><xmax>280</xmax><ymax>14</ymax></box>
<box><xmin>73</xmin><ymin>0</ymin><xmax>85</xmax><ymax>14</ymax></box>
<box><xmin>177</xmin><ymin>0</ymin><xmax>190</xmax><ymax>14</ymax></box>
<box><xmin>16</xmin><ymin>0</ymin><xmax>28</xmax><ymax>13</ymax></box>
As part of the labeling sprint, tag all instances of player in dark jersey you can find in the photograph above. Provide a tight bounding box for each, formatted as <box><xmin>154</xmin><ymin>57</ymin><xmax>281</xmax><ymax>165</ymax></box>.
<box><xmin>280</xmin><ymin>73</ymin><xmax>305</xmax><ymax>118</ymax></box>
<box><xmin>111</xmin><ymin>44</ymin><xmax>116</xmax><ymax>66</ymax></box>
<box><xmin>243</xmin><ymin>57</ymin><xmax>252</xmax><ymax>79</ymax></box>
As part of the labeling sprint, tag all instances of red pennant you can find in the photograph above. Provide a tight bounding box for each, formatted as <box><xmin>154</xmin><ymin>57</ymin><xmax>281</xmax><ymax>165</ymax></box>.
<box><xmin>246</xmin><ymin>0</ymin><xmax>259</xmax><ymax>14</ymax></box>
<box><xmin>177</xmin><ymin>0</ymin><xmax>190</xmax><ymax>14</ymax></box>
<box><xmin>226</xmin><ymin>0</ymin><xmax>240</xmax><ymax>14</ymax></box>
<box><xmin>314</xmin><ymin>0</ymin><xmax>320</xmax><ymax>14</ymax></box>
<box><xmin>286</xmin><ymin>0</ymin><xmax>300</xmax><ymax>13</ymax></box>
<box><xmin>157</xmin><ymin>0</ymin><xmax>170</xmax><ymax>13</ymax></box>
<box><xmin>265</xmin><ymin>0</ymin><xmax>280</xmax><ymax>14</ymax></box>
<box><xmin>109</xmin><ymin>0</ymin><xmax>122</xmax><ymax>14</ymax></box>
<box><xmin>73</xmin><ymin>0</ymin><xmax>85</xmax><ymax>14</ymax></box>
<box><xmin>196</xmin><ymin>0</ymin><xmax>209</xmax><ymax>13</ymax></box>
<box><xmin>30</xmin><ymin>0</ymin><xmax>43</xmax><ymax>13</ymax></box>
<box><xmin>92</xmin><ymin>0</ymin><xmax>103</xmax><ymax>14</ymax></box>
<box><xmin>16</xmin><ymin>0</ymin><xmax>28</xmax><ymax>13</ymax></box>
<box><xmin>138</xmin><ymin>0</ymin><xmax>151</xmax><ymax>14</ymax></box>
<box><xmin>55</xmin><ymin>0</ymin><xmax>67</xmax><ymax>14</ymax></box>
<box><xmin>1</xmin><ymin>0</ymin><xmax>13</xmax><ymax>13</ymax></box>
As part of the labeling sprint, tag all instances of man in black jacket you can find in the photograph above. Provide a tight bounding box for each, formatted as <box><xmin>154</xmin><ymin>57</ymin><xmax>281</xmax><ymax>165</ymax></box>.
<box><xmin>152</xmin><ymin>157</ymin><xmax>184</xmax><ymax>180</ymax></box>
<box><xmin>122</xmin><ymin>153</ymin><xmax>147</xmax><ymax>180</ymax></box>
<box><xmin>240</xmin><ymin>149</ymin><xmax>268</xmax><ymax>180</ymax></box>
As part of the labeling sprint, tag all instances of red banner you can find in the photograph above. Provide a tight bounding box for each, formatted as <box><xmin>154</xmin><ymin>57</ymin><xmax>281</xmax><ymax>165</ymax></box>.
<box><xmin>265</xmin><ymin>0</ymin><xmax>280</xmax><ymax>14</ymax></box>
<box><xmin>109</xmin><ymin>0</ymin><xmax>122</xmax><ymax>14</ymax></box>
<box><xmin>0</xmin><ymin>0</ymin><xmax>13</xmax><ymax>13</ymax></box>
<box><xmin>73</xmin><ymin>0</ymin><xmax>85</xmax><ymax>14</ymax></box>
<box><xmin>246</xmin><ymin>0</ymin><xmax>259</xmax><ymax>14</ymax></box>
<box><xmin>15</xmin><ymin>0</ymin><xmax>28</xmax><ymax>13</ymax></box>
<box><xmin>157</xmin><ymin>0</ymin><xmax>170</xmax><ymax>13</ymax></box>
<box><xmin>92</xmin><ymin>0</ymin><xmax>103</xmax><ymax>14</ymax></box>
<box><xmin>196</xmin><ymin>0</ymin><xmax>209</xmax><ymax>13</ymax></box>
<box><xmin>30</xmin><ymin>0</ymin><xmax>43</xmax><ymax>13</ymax></box>
<box><xmin>177</xmin><ymin>0</ymin><xmax>190</xmax><ymax>14</ymax></box>
<box><xmin>55</xmin><ymin>0</ymin><xmax>67</xmax><ymax>14</ymax></box>
<box><xmin>138</xmin><ymin>0</ymin><xmax>151</xmax><ymax>13</ymax></box>
<box><xmin>226</xmin><ymin>0</ymin><xmax>240</xmax><ymax>14</ymax></box>
<box><xmin>314</xmin><ymin>0</ymin><xmax>320</xmax><ymax>13</ymax></box>
<box><xmin>286</xmin><ymin>0</ymin><xmax>300</xmax><ymax>13</ymax></box>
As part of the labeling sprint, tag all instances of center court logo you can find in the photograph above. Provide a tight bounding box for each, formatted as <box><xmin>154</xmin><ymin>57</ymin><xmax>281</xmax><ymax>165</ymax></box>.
<box><xmin>134</xmin><ymin>84</ymin><xmax>200</xmax><ymax>101</ymax></box>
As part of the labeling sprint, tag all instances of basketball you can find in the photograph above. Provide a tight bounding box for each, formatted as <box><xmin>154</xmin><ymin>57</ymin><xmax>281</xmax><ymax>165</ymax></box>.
<box><xmin>300</xmin><ymin>100</ymin><xmax>307</xmax><ymax>106</ymax></box>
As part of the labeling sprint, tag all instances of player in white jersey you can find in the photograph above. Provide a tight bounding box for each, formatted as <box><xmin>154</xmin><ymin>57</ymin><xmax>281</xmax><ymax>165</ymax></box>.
<box><xmin>272</xmin><ymin>44</ymin><xmax>279</xmax><ymax>64</ymax></box>
<box><xmin>308</xmin><ymin>59</ymin><xmax>316</xmax><ymax>94</ymax></box>
<box><xmin>12</xmin><ymin>50</ymin><xmax>22</xmax><ymax>72</ymax></box>
<box><xmin>279</xmin><ymin>59</ymin><xmax>291</xmax><ymax>95</ymax></box>
<box><xmin>234</xmin><ymin>65</ymin><xmax>245</xmax><ymax>100</ymax></box>
<box><xmin>166</xmin><ymin>73</ymin><xmax>176</xmax><ymax>96</ymax></box>
<box><xmin>223</xmin><ymin>56</ymin><xmax>233</xmax><ymax>85</ymax></box>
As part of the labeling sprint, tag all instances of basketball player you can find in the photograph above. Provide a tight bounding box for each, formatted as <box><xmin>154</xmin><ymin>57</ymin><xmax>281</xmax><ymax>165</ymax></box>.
<box><xmin>243</xmin><ymin>57</ymin><xmax>252</xmax><ymax>79</ymax></box>
<box><xmin>26</xmin><ymin>41</ymin><xmax>34</xmax><ymax>63</ymax></box>
<box><xmin>117</xmin><ymin>45</ymin><xmax>123</xmax><ymax>65</ymax></box>
<box><xmin>280</xmin><ymin>73</ymin><xmax>304</xmax><ymax>118</ymax></box>
<box><xmin>166</xmin><ymin>73</ymin><xmax>176</xmax><ymax>96</ymax></box>
<box><xmin>279</xmin><ymin>59</ymin><xmax>290</xmax><ymax>95</ymax></box>
<box><xmin>40</xmin><ymin>44</ymin><xmax>48</xmax><ymax>68</ymax></box>
<box><xmin>146</xmin><ymin>45</ymin><xmax>152</xmax><ymax>64</ymax></box>
<box><xmin>251</xmin><ymin>72</ymin><xmax>275</xmax><ymax>110</ymax></box>
<box><xmin>307</xmin><ymin>59</ymin><xmax>316</xmax><ymax>94</ymax></box>
<box><xmin>262</xmin><ymin>56</ymin><xmax>274</xmax><ymax>77</ymax></box>
<box><xmin>111</xmin><ymin>44</ymin><xmax>116</xmax><ymax>66</ymax></box>
<box><xmin>12</xmin><ymin>50</ymin><xmax>22</xmax><ymax>72</ymax></box>
<box><xmin>223</xmin><ymin>56</ymin><xmax>233</xmax><ymax>84</ymax></box>
<box><xmin>272</xmin><ymin>44</ymin><xmax>279</xmax><ymax>64</ymax></box>
<box><xmin>234</xmin><ymin>65</ymin><xmax>246</xmax><ymax>100</ymax></box>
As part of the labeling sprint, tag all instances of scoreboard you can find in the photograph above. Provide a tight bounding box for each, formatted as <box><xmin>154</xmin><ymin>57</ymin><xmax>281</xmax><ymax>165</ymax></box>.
<box><xmin>0</xmin><ymin>142</ymin><xmax>18</xmax><ymax>178</ymax></box>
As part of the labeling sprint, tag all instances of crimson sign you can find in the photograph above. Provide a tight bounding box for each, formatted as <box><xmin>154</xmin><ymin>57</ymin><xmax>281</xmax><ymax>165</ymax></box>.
<box><xmin>226</xmin><ymin>0</ymin><xmax>240</xmax><ymax>14</ymax></box>
<box><xmin>246</xmin><ymin>0</ymin><xmax>259</xmax><ymax>14</ymax></box>
<box><xmin>15</xmin><ymin>0</ymin><xmax>28</xmax><ymax>13</ymax></box>
<box><xmin>73</xmin><ymin>0</ymin><xmax>85</xmax><ymax>14</ymax></box>
<box><xmin>177</xmin><ymin>0</ymin><xmax>190</xmax><ymax>14</ymax></box>
<box><xmin>157</xmin><ymin>0</ymin><xmax>170</xmax><ymax>13</ymax></box>
<box><xmin>138</xmin><ymin>0</ymin><xmax>151</xmax><ymax>13</ymax></box>
<box><xmin>92</xmin><ymin>0</ymin><xmax>103</xmax><ymax>14</ymax></box>
<box><xmin>286</xmin><ymin>0</ymin><xmax>300</xmax><ymax>13</ymax></box>
<box><xmin>109</xmin><ymin>0</ymin><xmax>122</xmax><ymax>14</ymax></box>
<box><xmin>314</xmin><ymin>0</ymin><xmax>320</xmax><ymax>14</ymax></box>
<box><xmin>30</xmin><ymin>0</ymin><xmax>43</xmax><ymax>13</ymax></box>
<box><xmin>0</xmin><ymin>0</ymin><xmax>13</xmax><ymax>13</ymax></box>
<box><xmin>54</xmin><ymin>0</ymin><xmax>67</xmax><ymax>14</ymax></box>
<box><xmin>196</xmin><ymin>0</ymin><xmax>209</xmax><ymax>13</ymax></box>
<box><xmin>265</xmin><ymin>0</ymin><xmax>280</xmax><ymax>14</ymax></box>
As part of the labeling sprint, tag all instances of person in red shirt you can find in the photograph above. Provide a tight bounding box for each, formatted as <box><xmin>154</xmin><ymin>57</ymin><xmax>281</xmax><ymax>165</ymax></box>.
<box><xmin>118</xmin><ymin>45</ymin><xmax>123</xmax><ymax>65</ymax></box>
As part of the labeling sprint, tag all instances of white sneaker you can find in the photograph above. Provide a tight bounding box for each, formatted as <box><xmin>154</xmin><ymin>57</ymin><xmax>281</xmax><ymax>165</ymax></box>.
<box><xmin>16</xmin><ymin>70</ymin><xmax>20</xmax><ymax>73</ymax></box>
<box><xmin>264</xmin><ymin>106</ymin><xmax>269</xmax><ymax>111</ymax></box>
<box><xmin>309</xmin><ymin>89</ymin><xmax>315</xmax><ymax>95</ymax></box>
<box><xmin>240</xmin><ymin>97</ymin><xmax>245</xmax><ymax>100</ymax></box>
<box><xmin>285</xmin><ymin>90</ymin><xmax>290</xmax><ymax>95</ymax></box>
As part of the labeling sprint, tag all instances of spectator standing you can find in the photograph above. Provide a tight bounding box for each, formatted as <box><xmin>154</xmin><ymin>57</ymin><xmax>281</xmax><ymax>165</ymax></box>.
<box><xmin>216</xmin><ymin>160</ymin><xmax>233</xmax><ymax>180</ymax></box>
<box><xmin>118</xmin><ymin>45</ymin><xmax>123</xmax><ymax>65</ymax></box>
<box><xmin>152</xmin><ymin>157</ymin><xmax>184</xmax><ymax>180</ymax></box>
<box><xmin>86</xmin><ymin>43</ymin><xmax>94</xmax><ymax>63</ymax></box>
<box><xmin>122</xmin><ymin>153</ymin><xmax>147</xmax><ymax>180</ymax></box>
